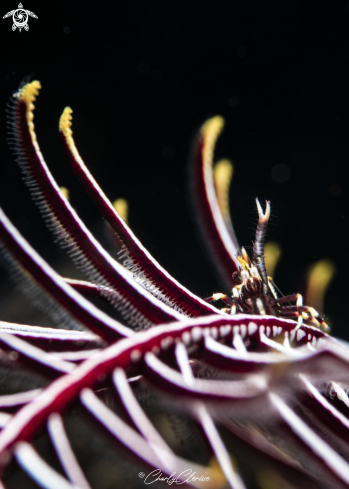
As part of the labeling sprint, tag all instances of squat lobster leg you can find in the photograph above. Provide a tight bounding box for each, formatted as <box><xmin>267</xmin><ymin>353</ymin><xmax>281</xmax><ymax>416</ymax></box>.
<box><xmin>270</xmin><ymin>293</ymin><xmax>303</xmax><ymax>329</ymax></box>
<box><xmin>204</xmin><ymin>292</ymin><xmax>242</xmax><ymax>315</ymax></box>
<box><xmin>204</xmin><ymin>293</ymin><xmax>233</xmax><ymax>306</ymax></box>
<box><xmin>204</xmin><ymin>198</ymin><xmax>330</xmax><ymax>332</ymax></box>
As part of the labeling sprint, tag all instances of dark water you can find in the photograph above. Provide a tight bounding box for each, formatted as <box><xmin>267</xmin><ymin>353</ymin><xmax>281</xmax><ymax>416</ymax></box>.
<box><xmin>0</xmin><ymin>0</ymin><xmax>347</xmax><ymax>337</ymax></box>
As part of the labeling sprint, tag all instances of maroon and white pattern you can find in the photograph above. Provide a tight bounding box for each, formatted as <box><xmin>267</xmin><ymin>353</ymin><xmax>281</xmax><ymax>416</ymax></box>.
<box><xmin>0</xmin><ymin>81</ymin><xmax>346</xmax><ymax>489</ymax></box>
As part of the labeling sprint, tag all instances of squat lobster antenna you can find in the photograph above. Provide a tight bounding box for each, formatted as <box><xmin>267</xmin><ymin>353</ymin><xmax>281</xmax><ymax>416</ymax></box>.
<box><xmin>253</xmin><ymin>198</ymin><xmax>270</xmax><ymax>292</ymax></box>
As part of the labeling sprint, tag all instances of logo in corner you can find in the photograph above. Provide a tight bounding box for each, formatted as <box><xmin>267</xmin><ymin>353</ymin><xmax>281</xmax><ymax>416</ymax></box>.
<box><xmin>3</xmin><ymin>3</ymin><xmax>38</xmax><ymax>32</ymax></box>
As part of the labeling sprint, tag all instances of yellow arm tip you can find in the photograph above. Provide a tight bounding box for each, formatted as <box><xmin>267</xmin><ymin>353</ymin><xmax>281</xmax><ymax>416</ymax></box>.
<box><xmin>59</xmin><ymin>107</ymin><xmax>73</xmax><ymax>136</ymax></box>
<box><xmin>213</xmin><ymin>158</ymin><xmax>234</xmax><ymax>219</ymax></box>
<box><xmin>17</xmin><ymin>80</ymin><xmax>41</xmax><ymax>105</ymax></box>
<box><xmin>306</xmin><ymin>259</ymin><xmax>336</xmax><ymax>314</ymax></box>
<box><xmin>200</xmin><ymin>116</ymin><xmax>225</xmax><ymax>168</ymax></box>
<box><xmin>16</xmin><ymin>81</ymin><xmax>42</xmax><ymax>148</ymax></box>
<box><xmin>59</xmin><ymin>187</ymin><xmax>70</xmax><ymax>200</ymax></box>
<box><xmin>59</xmin><ymin>107</ymin><xmax>80</xmax><ymax>160</ymax></box>
<box><xmin>264</xmin><ymin>241</ymin><xmax>282</xmax><ymax>278</ymax></box>
<box><xmin>113</xmin><ymin>198</ymin><xmax>129</xmax><ymax>224</ymax></box>
<box><xmin>201</xmin><ymin>116</ymin><xmax>225</xmax><ymax>136</ymax></box>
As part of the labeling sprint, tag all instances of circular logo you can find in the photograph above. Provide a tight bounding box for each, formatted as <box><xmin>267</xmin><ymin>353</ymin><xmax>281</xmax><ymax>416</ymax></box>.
<box><xmin>13</xmin><ymin>9</ymin><xmax>28</xmax><ymax>29</ymax></box>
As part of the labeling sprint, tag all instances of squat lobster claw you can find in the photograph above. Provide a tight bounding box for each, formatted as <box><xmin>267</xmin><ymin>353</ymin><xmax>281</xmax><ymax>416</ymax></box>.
<box><xmin>205</xmin><ymin>199</ymin><xmax>330</xmax><ymax>332</ymax></box>
<box><xmin>253</xmin><ymin>198</ymin><xmax>270</xmax><ymax>293</ymax></box>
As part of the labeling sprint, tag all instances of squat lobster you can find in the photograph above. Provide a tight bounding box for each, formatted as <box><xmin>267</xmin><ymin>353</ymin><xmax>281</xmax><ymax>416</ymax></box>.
<box><xmin>205</xmin><ymin>198</ymin><xmax>329</xmax><ymax>332</ymax></box>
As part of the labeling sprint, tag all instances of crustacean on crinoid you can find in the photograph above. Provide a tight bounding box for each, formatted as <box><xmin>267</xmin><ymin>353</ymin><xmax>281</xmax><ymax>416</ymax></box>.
<box><xmin>0</xmin><ymin>80</ymin><xmax>345</xmax><ymax>489</ymax></box>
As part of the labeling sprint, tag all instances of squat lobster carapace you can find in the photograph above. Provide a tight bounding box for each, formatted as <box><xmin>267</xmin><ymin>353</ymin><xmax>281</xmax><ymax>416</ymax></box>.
<box><xmin>205</xmin><ymin>198</ymin><xmax>329</xmax><ymax>332</ymax></box>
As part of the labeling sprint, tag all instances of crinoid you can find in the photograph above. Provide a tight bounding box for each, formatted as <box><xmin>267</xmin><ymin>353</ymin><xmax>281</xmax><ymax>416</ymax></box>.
<box><xmin>0</xmin><ymin>81</ymin><xmax>347</xmax><ymax>489</ymax></box>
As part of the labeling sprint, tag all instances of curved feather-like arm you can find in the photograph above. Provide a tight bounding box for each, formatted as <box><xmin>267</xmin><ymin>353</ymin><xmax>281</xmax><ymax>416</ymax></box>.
<box><xmin>0</xmin><ymin>313</ymin><xmax>329</xmax><ymax>457</ymax></box>
<box><xmin>190</xmin><ymin>117</ymin><xmax>240</xmax><ymax>290</ymax></box>
<box><xmin>7</xmin><ymin>81</ymin><xmax>183</xmax><ymax>329</ymax></box>
<box><xmin>59</xmin><ymin>108</ymin><xmax>221</xmax><ymax>319</ymax></box>
<box><xmin>213</xmin><ymin>159</ymin><xmax>237</xmax><ymax>240</ymax></box>
<box><xmin>0</xmin><ymin>332</ymin><xmax>75</xmax><ymax>377</ymax></box>
<box><xmin>0</xmin><ymin>321</ymin><xmax>104</xmax><ymax>351</ymax></box>
<box><xmin>1</xmin><ymin>81</ymin><xmax>346</xmax><ymax>489</ymax></box>
<box><xmin>0</xmin><ymin>208</ymin><xmax>133</xmax><ymax>341</ymax></box>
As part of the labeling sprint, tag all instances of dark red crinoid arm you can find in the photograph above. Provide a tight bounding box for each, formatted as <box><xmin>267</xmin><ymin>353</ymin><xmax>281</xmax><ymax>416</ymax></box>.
<box><xmin>7</xmin><ymin>81</ymin><xmax>185</xmax><ymax>329</ymax></box>
<box><xmin>190</xmin><ymin>117</ymin><xmax>240</xmax><ymax>291</ymax></box>
<box><xmin>2</xmin><ymin>81</ymin><xmax>347</xmax><ymax>489</ymax></box>
<box><xmin>58</xmin><ymin>107</ymin><xmax>221</xmax><ymax>319</ymax></box>
<box><xmin>0</xmin><ymin>314</ymin><xmax>347</xmax><ymax>489</ymax></box>
<box><xmin>0</xmin><ymin>208</ymin><xmax>135</xmax><ymax>344</ymax></box>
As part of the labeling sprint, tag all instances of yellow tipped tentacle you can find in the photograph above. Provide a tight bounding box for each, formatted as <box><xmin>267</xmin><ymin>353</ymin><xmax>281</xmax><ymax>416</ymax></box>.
<box><xmin>305</xmin><ymin>259</ymin><xmax>336</xmax><ymax>315</ymax></box>
<box><xmin>59</xmin><ymin>187</ymin><xmax>70</xmax><ymax>200</ymax></box>
<box><xmin>59</xmin><ymin>106</ymin><xmax>73</xmax><ymax>136</ymax></box>
<box><xmin>264</xmin><ymin>241</ymin><xmax>282</xmax><ymax>278</ymax></box>
<box><xmin>113</xmin><ymin>198</ymin><xmax>129</xmax><ymax>224</ymax></box>
<box><xmin>59</xmin><ymin>107</ymin><xmax>97</xmax><ymax>186</ymax></box>
<box><xmin>213</xmin><ymin>159</ymin><xmax>234</xmax><ymax>222</ymax></box>
<box><xmin>17</xmin><ymin>81</ymin><xmax>42</xmax><ymax>153</ymax></box>
<box><xmin>201</xmin><ymin>116</ymin><xmax>225</xmax><ymax>170</ymax></box>
<box><xmin>59</xmin><ymin>107</ymin><xmax>79</xmax><ymax>159</ymax></box>
<box><xmin>18</xmin><ymin>80</ymin><xmax>41</xmax><ymax>110</ymax></box>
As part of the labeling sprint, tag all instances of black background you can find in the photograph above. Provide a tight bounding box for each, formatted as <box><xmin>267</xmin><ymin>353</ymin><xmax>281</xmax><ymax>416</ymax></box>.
<box><xmin>0</xmin><ymin>1</ymin><xmax>348</xmax><ymax>338</ymax></box>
